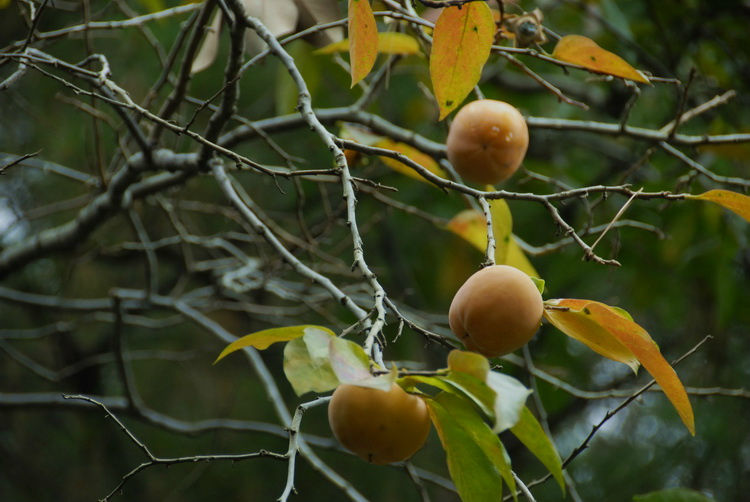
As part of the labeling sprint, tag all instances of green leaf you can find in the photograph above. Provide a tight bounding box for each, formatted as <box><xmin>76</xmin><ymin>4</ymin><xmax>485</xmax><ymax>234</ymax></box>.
<box><xmin>510</xmin><ymin>406</ymin><xmax>565</xmax><ymax>493</ymax></box>
<box><xmin>443</xmin><ymin>371</ymin><xmax>496</xmax><ymax>422</ymax></box>
<box><xmin>485</xmin><ymin>371</ymin><xmax>532</xmax><ymax>433</ymax></box>
<box><xmin>328</xmin><ymin>336</ymin><xmax>392</xmax><ymax>390</ymax></box>
<box><xmin>282</xmin><ymin>329</ymin><xmax>339</xmax><ymax>396</ymax></box>
<box><xmin>633</xmin><ymin>488</ymin><xmax>716</xmax><ymax>502</ymax></box>
<box><xmin>530</xmin><ymin>277</ymin><xmax>545</xmax><ymax>296</ymax></box>
<box><xmin>426</xmin><ymin>392</ymin><xmax>507</xmax><ymax>502</ymax></box>
<box><xmin>214</xmin><ymin>325</ymin><xmax>334</xmax><ymax>364</ymax></box>
<box><xmin>447</xmin><ymin>349</ymin><xmax>490</xmax><ymax>381</ymax></box>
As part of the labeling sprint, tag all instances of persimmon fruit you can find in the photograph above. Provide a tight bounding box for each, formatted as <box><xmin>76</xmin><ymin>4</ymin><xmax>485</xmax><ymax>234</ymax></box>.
<box><xmin>449</xmin><ymin>265</ymin><xmax>543</xmax><ymax>357</ymax></box>
<box><xmin>328</xmin><ymin>383</ymin><xmax>431</xmax><ymax>465</ymax></box>
<box><xmin>446</xmin><ymin>99</ymin><xmax>529</xmax><ymax>185</ymax></box>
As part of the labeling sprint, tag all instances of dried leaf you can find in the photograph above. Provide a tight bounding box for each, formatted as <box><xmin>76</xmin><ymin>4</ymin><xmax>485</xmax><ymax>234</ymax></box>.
<box><xmin>295</xmin><ymin>0</ymin><xmax>344</xmax><ymax>47</ymax></box>
<box><xmin>372</xmin><ymin>138</ymin><xmax>448</xmax><ymax>182</ymax></box>
<box><xmin>191</xmin><ymin>10</ymin><xmax>223</xmax><ymax>74</ymax></box>
<box><xmin>348</xmin><ymin>0</ymin><xmax>378</xmax><ymax>86</ymax></box>
<box><xmin>315</xmin><ymin>32</ymin><xmax>422</xmax><ymax>56</ymax></box>
<box><xmin>687</xmin><ymin>189</ymin><xmax>750</xmax><ymax>222</ymax></box>
<box><xmin>243</xmin><ymin>0</ymin><xmax>300</xmax><ymax>54</ymax></box>
<box><xmin>545</xmin><ymin>299</ymin><xmax>695</xmax><ymax>435</ymax></box>
<box><xmin>552</xmin><ymin>35</ymin><xmax>650</xmax><ymax>84</ymax></box>
<box><xmin>430</xmin><ymin>1</ymin><xmax>496</xmax><ymax>119</ymax></box>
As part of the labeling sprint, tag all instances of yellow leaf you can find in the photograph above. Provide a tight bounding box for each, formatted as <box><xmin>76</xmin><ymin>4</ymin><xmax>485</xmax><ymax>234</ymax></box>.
<box><xmin>444</xmin><ymin>206</ymin><xmax>539</xmax><ymax>277</ymax></box>
<box><xmin>506</xmin><ymin>238</ymin><xmax>539</xmax><ymax>278</ymax></box>
<box><xmin>489</xmin><ymin>196</ymin><xmax>512</xmax><ymax>264</ymax></box>
<box><xmin>214</xmin><ymin>325</ymin><xmax>334</xmax><ymax>364</ymax></box>
<box><xmin>552</xmin><ymin>35</ymin><xmax>650</xmax><ymax>84</ymax></box>
<box><xmin>372</xmin><ymin>138</ymin><xmax>447</xmax><ymax>182</ymax></box>
<box><xmin>0</xmin><ymin>0</ymin><xmax>11</xmax><ymax>8</ymax></box>
<box><xmin>687</xmin><ymin>189</ymin><xmax>750</xmax><ymax>222</ymax></box>
<box><xmin>544</xmin><ymin>299</ymin><xmax>640</xmax><ymax>372</ymax></box>
<box><xmin>445</xmin><ymin>209</ymin><xmax>487</xmax><ymax>251</ymax></box>
<box><xmin>348</xmin><ymin>0</ymin><xmax>378</xmax><ymax>86</ymax></box>
<box><xmin>430</xmin><ymin>2</ymin><xmax>496</xmax><ymax>119</ymax></box>
<box><xmin>315</xmin><ymin>32</ymin><xmax>422</xmax><ymax>56</ymax></box>
<box><xmin>545</xmin><ymin>299</ymin><xmax>695</xmax><ymax>435</ymax></box>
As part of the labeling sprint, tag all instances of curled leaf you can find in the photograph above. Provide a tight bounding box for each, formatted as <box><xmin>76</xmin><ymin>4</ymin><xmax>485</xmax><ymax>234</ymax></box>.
<box><xmin>687</xmin><ymin>189</ymin><xmax>750</xmax><ymax>222</ymax></box>
<box><xmin>552</xmin><ymin>35</ymin><xmax>650</xmax><ymax>84</ymax></box>
<box><xmin>544</xmin><ymin>299</ymin><xmax>695</xmax><ymax>435</ymax></box>
<box><xmin>430</xmin><ymin>1</ymin><xmax>496</xmax><ymax>119</ymax></box>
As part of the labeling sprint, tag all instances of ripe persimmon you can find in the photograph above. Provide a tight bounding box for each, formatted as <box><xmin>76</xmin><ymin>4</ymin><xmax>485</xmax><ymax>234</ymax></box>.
<box><xmin>327</xmin><ymin>383</ymin><xmax>431</xmax><ymax>465</ymax></box>
<box><xmin>446</xmin><ymin>99</ymin><xmax>529</xmax><ymax>185</ymax></box>
<box><xmin>449</xmin><ymin>265</ymin><xmax>543</xmax><ymax>357</ymax></box>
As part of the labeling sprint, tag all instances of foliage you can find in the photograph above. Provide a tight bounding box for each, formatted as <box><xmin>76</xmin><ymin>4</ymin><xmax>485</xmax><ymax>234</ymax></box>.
<box><xmin>1</xmin><ymin>1</ymin><xmax>749</xmax><ymax>501</ymax></box>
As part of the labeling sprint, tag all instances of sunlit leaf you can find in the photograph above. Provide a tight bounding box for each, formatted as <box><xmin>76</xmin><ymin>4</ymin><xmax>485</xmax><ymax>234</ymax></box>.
<box><xmin>191</xmin><ymin>11</ymin><xmax>222</xmax><ymax>74</ymax></box>
<box><xmin>687</xmin><ymin>189</ymin><xmax>750</xmax><ymax>222</ymax></box>
<box><xmin>545</xmin><ymin>299</ymin><xmax>695</xmax><ymax>435</ymax></box>
<box><xmin>427</xmin><ymin>392</ymin><xmax>507</xmax><ymax>502</ymax></box>
<box><xmin>447</xmin><ymin>349</ymin><xmax>489</xmax><ymax>381</ymax></box>
<box><xmin>0</xmin><ymin>0</ymin><xmax>13</xmax><ymax>7</ymax></box>
<box><xmin>329</xmin><ymin>336</ymin><xmax>392</xmax><ymax>390</ymax></box>
<box><xmin>552</xmin><ymin>35</ymin><xmax>650</xmax><ymax>84</ymax></box>
<box><xmin>633</xmin><ymin>488</ymin><xmax>716</xmax><ymax>502</ymax></box>
<box><xmin>315</xmin><ymin>32</ymin><xmax>422</xmax><ymax>56</ymax></box>
<box><xmin>485</xmin><ymin>371</ymin><xmax>532</xmax><ymax>433</ymax></box>
<box><xmin>348</xmin><ymin>0</ymin><xmax>378</xmax><ymax>86</ymax></box>
<box><xmin>430</xmin><ymin>1</ymin><xmax>496</xmax><ymax>119</ymax></box>
<box><xmin>214</xmin><ymin>325</ymin><xmax>334</xmax><ymax>364</ymax></box>
<box><xmin>283</xmin><ymin>328</ymin><xmax>339</xmax><ymax>395</ymax></box>
<box><xmin>372</xmin><ymin>138</ymin><xmax>448</xmax><ymax>182</ymax></box>
<box><xmin>510</xmin><ymin>406</ymin><xmax>565</xmax><ymax>493</ymax></box>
